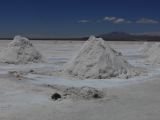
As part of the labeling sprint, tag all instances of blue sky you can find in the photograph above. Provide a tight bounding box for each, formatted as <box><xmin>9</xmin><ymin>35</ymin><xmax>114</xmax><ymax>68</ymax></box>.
<box><xmin>0</xmin><ymin>0</ymin><xmax>160</xmax><ymax>37</ymax></box>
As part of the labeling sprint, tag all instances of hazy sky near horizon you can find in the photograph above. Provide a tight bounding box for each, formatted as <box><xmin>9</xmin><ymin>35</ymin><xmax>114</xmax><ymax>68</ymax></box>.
<box><xmin>0</xmin><ymin>0</ymin><xmax>160</xmax><ymax>37</ymax></box>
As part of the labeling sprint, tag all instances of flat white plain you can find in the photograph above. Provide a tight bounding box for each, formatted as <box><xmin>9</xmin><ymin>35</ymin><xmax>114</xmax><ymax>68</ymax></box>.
<box><xmin>0</xmin><ymin>40</ymin><xmax>160</xmax><ymax>120</ymax></box>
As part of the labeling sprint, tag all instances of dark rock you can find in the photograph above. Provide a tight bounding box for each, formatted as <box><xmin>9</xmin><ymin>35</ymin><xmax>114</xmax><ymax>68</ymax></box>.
<box><xmin>29</xmin><ymin>69</ymin><xmax>34</xmax><ymax>73</ymax></box>
<box><xmin>93</xmin><ymin>93</ymin><xmax>102</xmax><ymax>99</ymax></box>
<box><xmin>51</xmin><ymin>93</ymin><xmax>61</xmax><ymax>100</ymax></box>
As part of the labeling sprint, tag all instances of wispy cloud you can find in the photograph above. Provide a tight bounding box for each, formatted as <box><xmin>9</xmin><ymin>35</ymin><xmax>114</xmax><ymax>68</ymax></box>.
<box><xmin>77</xmin><ymin>20</ymin><xmax>89</xmax><ymax>23</ymax></box>
<box><xmin>136</xmin><ymin>18</ymin><xmax>159</xmax><ymax>24</ymax></box>
<box><xmin>77</xmin><ymin>17</ymin><xmax>159</xmax><ymax>25</ymax></box>
<box><xmin>104</xmin><ymin>16</ymin><xmax>132</xmax><ymax>24</ymax></box>
<box><xmin>104</xmin><ymin>16</ymin><xmax>116</xmax><ymax>21</ymax></box>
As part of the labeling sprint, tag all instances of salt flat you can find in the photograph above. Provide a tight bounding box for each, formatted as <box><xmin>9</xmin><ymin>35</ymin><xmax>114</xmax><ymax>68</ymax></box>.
<box><xmin>0</xmin><ymin>40</ymin><xmax>160</xmax><ymax>120</ymax></box>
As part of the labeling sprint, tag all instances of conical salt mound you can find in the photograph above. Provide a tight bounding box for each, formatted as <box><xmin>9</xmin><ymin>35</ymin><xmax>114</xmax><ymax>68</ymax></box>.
<box><xmin>144</xmin><ymin>42</ymin><xmax>159</xmax><ymax>56</ymax></box>
<box><xmin>139</xmin><ymin>42</ymin><xmax>153</xmax><ymax>54</ymax></box>
<box><xmin>64</xmin><ymin>36</ymin><xmax>139</xmax><ymax>79</ymax></box>
<box><xmin>146</xmin><ymin>43</ymin><xmax>160</xmax><ymax>64</ymax></box>
<box><xmin>0</xmin><ymin>35</ymin><xmax>44</xmax><ymax>64</ymax></box>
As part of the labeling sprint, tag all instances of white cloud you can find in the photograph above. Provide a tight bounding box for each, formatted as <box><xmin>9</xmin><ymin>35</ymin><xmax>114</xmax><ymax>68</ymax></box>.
<box><xmin>77</xmin><ymin>17</ymin><xmax>159</xmax><ymax>25</ymax></box>
<box><xmin>114</xmin><ymin>18</ymin><xmax>125</xmax><ymax>24</ymax></box>
<box><xmin>104</xmin><ymin>16</ymin><xmax>116</xmax><ymax>21</ymax></box>
<box><xmin>136</xmin><ymin>18</ymin><xmax>159</xmax><ymax>24</ymax></box>
<box><xmin>77</xmin><ymin>20</ymin><xmax>89</xmax><ymax>23</ymax></box>
<box><xmin>104</xmin><ymin>16</ymin><xmax>132</xmax><ymax>24</ymax></box>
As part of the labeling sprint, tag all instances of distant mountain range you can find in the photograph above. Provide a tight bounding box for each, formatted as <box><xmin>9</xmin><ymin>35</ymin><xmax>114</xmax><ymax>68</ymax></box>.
<box><xmin>97</xmin><ymin>32</ymin><xmax>132</xmax><ymax>39</ymax></box>
<box><xmin>0</xmin><ymin>31</ymin><xmax>160</xmax><ymax>41</ymax></box>
<box><xmin>96</xmin><ymin>32</ymin><xmax>160</xmax><ymax>41</ymax></box>
<box><xmin>135</xmin><ymin>32</ymin><xmax>160</xmax><ymax>36</ymax></box>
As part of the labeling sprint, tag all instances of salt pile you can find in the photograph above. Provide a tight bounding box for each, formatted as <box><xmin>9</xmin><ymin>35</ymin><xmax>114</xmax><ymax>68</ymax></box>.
<box><xmin>49</xmin><ymin>85</ymin><xmax>105</xmax><ymax>100</ymax></box>
<box><xmin>146</xmin><ymin>43</ymin><xmax>160</xmax><ymax>64</ymax></box>
<box><xmin>138</xmin><ymin>42</ymin><xmax>160</xmax><ymax>64</ymax></box>
<box><xmin>0</xmin><ymin>35</ymin><xmax>44</xmax><ymax>64</ymax></box>
<box><xmin>139</xmin><ymin>42</ymin><xmax>153</xmax><ymax>54</ymax></box>
<box><xmin>64</xmin><ymin>36</ymin><xmax>139</xmax><ymax>79</ymax></box>
<box><xmin>62</xmin><ymin>86</ymin><xmax>104</xmax><ymax>100</ymax></box>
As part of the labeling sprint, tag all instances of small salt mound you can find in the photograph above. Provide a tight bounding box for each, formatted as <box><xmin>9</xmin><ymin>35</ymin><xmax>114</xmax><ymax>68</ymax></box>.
<box><xmin>146</xmin><ymin>43</ymin><xmax>160</xmax><ymax>64</ymax></box>
<box><xmin>139</xmin><ymin>42</ymin><xmax>153</xmax><ymax>54</ymax></box>
<box><xmin>144</xmin><ymin>42</ymin><xmax>159</xmax><ymax>56</ymax></box>
<box><xmin>63</xmin><ymin>86</ymin><xmax>104</xmax><ymax>100</ymax></box>
<box><xmin>49</xmin><ymin>85</ymin><xmax>104</xmax><ymax>100</ymax></box>
<box><xmin>0</xmin><ymin>35</ymin><xmax>44</xmax><ymax>64</ymax></box>
<box><xmin>64</xmin><ymin>36</ymin><xmax>139</xmax><ymax>79</ymax></box>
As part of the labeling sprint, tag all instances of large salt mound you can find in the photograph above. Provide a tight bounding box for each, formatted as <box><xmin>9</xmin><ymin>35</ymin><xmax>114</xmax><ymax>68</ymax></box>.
<box><xmin>0</xmin><ymin>35</ymin><xmax>44</xmax><ymax>64</ymax></box>
<box><xmin>64</xmin><ymin>36</ymin><xmax>139</xmax><ymax>79</ymax></box>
